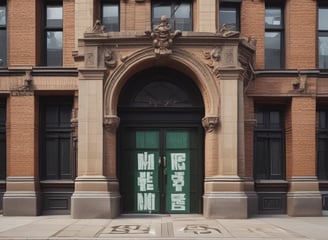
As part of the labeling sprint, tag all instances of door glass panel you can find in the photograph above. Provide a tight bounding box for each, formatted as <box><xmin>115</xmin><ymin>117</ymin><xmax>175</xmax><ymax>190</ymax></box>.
<box><xmin>165</xmin><ymin>131</ymin><xmax>190</xmax><ymax>213</ymax></box>
<box><xmin>135</xmin><ymin>131</ymin><xmax>160</xmax><ymax>213</ymax></box>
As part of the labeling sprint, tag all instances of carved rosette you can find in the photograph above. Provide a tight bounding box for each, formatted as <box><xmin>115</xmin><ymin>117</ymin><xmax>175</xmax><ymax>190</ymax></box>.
<box><xmin>202</xmin><ymin>116</ymin><xmax>220</xmax><ymax>133</ymax></box>
<box><xmin>104</xmin><ymin>115</ymin><xmax>120</xmax><ymax>132</ymax></box>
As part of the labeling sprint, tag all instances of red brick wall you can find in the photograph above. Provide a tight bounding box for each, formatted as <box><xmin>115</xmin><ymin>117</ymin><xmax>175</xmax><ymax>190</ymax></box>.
<box><xmin>286</xmin><ymin>97</ymin><xmax>316</xmax><ymax>177</ymax></box>
<box><xmin>285</xmin><ymin>0</ymin><xmax>317</xmax><ymax>69</ymax></box>
<box><xmin>63</xmin><ymin>0</ymin><xmax>75</xmax><ymax>66</ymax></box>
<box><xmin>7</xmin><ymin>96</ymin><xmax>37</xmax><ymax>176</ymax></box>
<box><xmin>8</xmin><ymin>0</ymin><xmax>37</xmax><ymax>66</ymax></box>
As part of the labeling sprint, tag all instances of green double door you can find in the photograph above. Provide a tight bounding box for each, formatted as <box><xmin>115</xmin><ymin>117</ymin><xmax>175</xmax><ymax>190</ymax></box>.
<box><xmin>119</xmin><ymin>128</ymin><xmax>203</xmax><ymax>214</ymax></box>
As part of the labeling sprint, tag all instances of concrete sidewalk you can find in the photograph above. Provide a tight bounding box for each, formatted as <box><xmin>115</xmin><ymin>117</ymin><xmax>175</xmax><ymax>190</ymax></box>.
<box><xmin>0</xmin><ymin>213</ymin><xmax>327</xmax><ymax>240</ymax></box>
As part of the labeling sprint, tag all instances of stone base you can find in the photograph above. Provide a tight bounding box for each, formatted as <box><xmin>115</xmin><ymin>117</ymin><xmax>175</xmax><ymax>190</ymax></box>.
<box><xmin>203</xmin><ymin>192</ymin><xmax>248</xmax><ymax>218</ymax></box>
<box><xmin>287</xmin><ymin>192</ymin><xmax>322</xmax><ymax>216</ymax></box>
<box><xmin>3</xmin><ymin>192</ymin><xmax>40</xmax><ymax>216</ymax></box>
<box><xmin>246</xmin><ymin>191</ymin><xmax>258</xmax><ymax>216</ymax></box>
<box><xmin>71</xmin><ymin>192</ymin><xmax>121</xmax><ymax>218</ymax></box>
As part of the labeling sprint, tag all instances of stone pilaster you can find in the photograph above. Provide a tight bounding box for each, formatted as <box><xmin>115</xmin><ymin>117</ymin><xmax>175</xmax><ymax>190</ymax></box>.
<box><xmin>71</xmin><ymin>69</ymin><xmax>120</xmax><ymax>218</ymax></box>
<box><xmin>203</xmin><ymin>69</ymin><xmax>250</xmax><ymax>219</ymax></box>
<box><xmin>196</xmin><ymin>0</ymin><xmax>217</xmax><ymax>32</ymax></box>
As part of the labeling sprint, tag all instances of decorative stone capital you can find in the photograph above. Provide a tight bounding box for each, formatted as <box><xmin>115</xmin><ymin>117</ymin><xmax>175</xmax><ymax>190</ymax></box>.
<box><xmin>202</xmin><ymin>116</ymin><xmax>219</xmax><ymax>133</ymax></box>
<box><xmin>104</xmin><ymin>115</ymin><xmax>120</xmax><ymax>132</ymax></box>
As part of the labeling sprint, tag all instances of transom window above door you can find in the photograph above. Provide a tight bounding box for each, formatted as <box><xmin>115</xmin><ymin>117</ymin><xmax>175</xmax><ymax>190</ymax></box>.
<box><xmin>151</xmin><ymin>0</ymin><xmax>192</xmax><ymax>31</ymax></box>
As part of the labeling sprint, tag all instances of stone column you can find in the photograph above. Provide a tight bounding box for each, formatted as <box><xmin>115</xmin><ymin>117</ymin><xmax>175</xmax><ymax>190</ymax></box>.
<box><xmin>3</xmin><ymin>92</ymin><xmax>40</xmax><ymax>216</ymax></box>
<box><xmin>71</xmin><ymin>69</ymin><xmax>119</xmax><ymax>218</ymax></box>
<box><xmin>203</xmin><ymin>69</ymin><xmax>249</xmax><ymax>219</ymax></box>
<box><xmin>196</xmin><ymin>0</ymin><xmax>217</xmax><ymax>32</ymax></box>
<box><xmin>287</xmin><ymin>97</ymin><xmax>322</xmax><ymax>216</ymax></box>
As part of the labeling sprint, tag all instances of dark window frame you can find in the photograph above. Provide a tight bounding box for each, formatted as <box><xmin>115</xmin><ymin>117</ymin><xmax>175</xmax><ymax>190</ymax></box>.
<box><xmin>39</xmin><ymin>96</ymin><xmax>74</xmax><ymax>180</ymax></box>
<box><xmin>44</xmin><ymin>0</ymin><xmax>63</xmax><ymax>66</ymax></box>
<box><xmin>265</xmin><ymin>2</ymin><xmax>285</xmax><ymax>69</ymax></box>
<box><xmin>101</xmin><ymin>0</ymin><xmax>120</xmax><ymax>32</ymax></box>
<box><xmin>219</xmin><ymin>1</ymin><xmax>240</xmax><ymax>31</ymax></box>
<box><xmin>317</xmin><ymin>107</ymin><xmax>328</xmax><ymax>180</ymax></box>
<box><xmin>318</xmin><ymin>2</ymin><xmax>328</xmax><ymax>69</ymax></box>
<box><xmin>254</xmin><ymin>107</ymin><xmax>286</xmax><ymax>180</ymax></box>
<box><xmin>151</xmin><ymin>0</ymin><xmax>193</xmax><ymax>31</ymax></box>
<box><xmin>0</xmin><ymin>1</ymin><xmax>7</xmax><ymax>67</ymax></box>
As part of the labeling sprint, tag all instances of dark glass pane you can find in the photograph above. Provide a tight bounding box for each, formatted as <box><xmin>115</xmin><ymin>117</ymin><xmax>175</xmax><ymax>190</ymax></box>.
<box><xmin>60</xmin><ymin>105</ymin><xmax>72</xmax><ymax>126</ymax></box>
<box><xmin>256</xmin><ymin>111</ymin><xmax>265</xmax><ymax>128</ymax></box>
<box><xmin>0</xmin><ymin>133</ymin><xmax>6</xmax><ymax>179</ymax></box>
<box><xmin>60</xmin><ymin>136</ymin><xmax>71</xmax><ymax>179</ymax></box>
<box><xmin>270</xmin><ymin>138</ymin><xmax>282</xmax><ymax>177</ymax></box>
<box><xmin>46</xmin><ymin>136</ymin><xmax>59</xmax><ymax>179</ymax></box>
<box><xmin>102</xmin><ymin>4</ymin><xmax>119</xmax><ymax>32</ymax></box>
<box><xmin>265</xmin><ymin>8</ymin><xmax>282</xmax><ymax>28</ymax></box>
<box><xmin>0</xmin><ymin>30</ymin><xmax>6</xmax><ymax>67</ymax></box>
<box><xmin>319</xmin><ymin>8</ymin><xmax>328</xmax><ymax>31</ymax></box>
<box><xmin>219</xmin><ymin>7</ymin><xmax>238</xmax><ymax>31</ymax></box>
<box><xmin>269</xmin><ymin>111</ymin><xmax>280</xmax><ymax>128</ymax></box>
<box><xmin>0</xmin><ymin>6</ymin><xmax>6</xmax><ymax>25</ymax></box>
<box><xmin>46</xmin><ymin>5</ymin><xmax>63</xmax><ymax>28</ymax></box>
<box><xmin>152</xmin><ymin>2</ymin><xmax>192</xmax><ymax>31</ymax></box>
<box><xmin>319</xmin><ymin>36</ymin><xmax>328</xmax><ymax>69</ymax></box>
<box><xmin>319</xmin><ymin>111</ymin><xmax>326</xmax><ymax>129</ymax></box>
<box><xmin>46</xmin><ymin>31</ymin><xmax>62</xmax><ymax>66</ymax></box>
<box><xmin>45</xmin><ymin>105</ymin><xmax>59</xmax><ymax>128</ymax></box>
<box><xmin>255</xmin><ymin>137</ymin><xmax>267</xmax><ymax>179</ymax></box>
<box><xmin>265</xmin><ymin>32</ymin><xmax>281</xmax><ymax>69</ymax></box>
<box><xmin>318</xmin><ymin>139</ymin><xmax>328</xmax><ymax>179</ymax></box>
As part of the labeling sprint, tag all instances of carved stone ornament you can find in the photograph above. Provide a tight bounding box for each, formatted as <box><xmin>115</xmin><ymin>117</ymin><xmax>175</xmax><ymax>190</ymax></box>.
<box><xmin>104</xmin><ymin>48</ymin><xmax>117</xmax><ymax>68</ymax></box>
<box><xmin>11</xmin><ymin>71</ymin><xmax>34</xmax><ymax>96</ymax></box>
<box><xmin>202</xmin><ymin>116</ymin><xmax>219</xmax><ymax>133</ymax></box>
<box><xmin>104</xmin><ymin>116</ymin><xmax>120</xmax><ymax>131</ymax></box>
<box><xmin>292</xmin><ymin>73</ymin><xmax>307</xmax><ymax>93</ymax></box>
<box><xmin>92</xmin><ymin>19</ymin><xmax>105</xmax><ymax>33</ymax></box>
<box><xmin>203</xmin><ymin>47</ymin><xmax>222</xmax><ymax>78</ymax></box>
<box><xmin>216</xmin><ymin>24</ymin><xmax>240</xmax><ymax>38</ymax></box>
<box><xmin>145</xmin><ymin>15</ymin><xmax>182</xmax><ymax>56</ymax></box>
<box><xmin>71</xmin><ymin>108</ymin><xmax>78</xmax><ymax>142</ymax></box>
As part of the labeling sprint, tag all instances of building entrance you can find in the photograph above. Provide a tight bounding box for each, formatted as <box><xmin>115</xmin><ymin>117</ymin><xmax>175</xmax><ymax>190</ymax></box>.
<box><xmin>117</xmin><ymin>67</ymin><xmax>204</xmax><ymax>214</ymax></box>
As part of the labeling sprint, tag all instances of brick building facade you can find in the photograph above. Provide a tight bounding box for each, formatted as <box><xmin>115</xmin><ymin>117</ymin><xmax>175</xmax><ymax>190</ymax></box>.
<box><xmin>0</xmin><ymin>0</ymin><xmax>327</xmax><ymax>218</ymax></box>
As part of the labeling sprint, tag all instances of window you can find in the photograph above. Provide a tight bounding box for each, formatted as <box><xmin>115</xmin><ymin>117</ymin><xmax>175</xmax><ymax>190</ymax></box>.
<box><xmin>219</xmin><ymin>2</ymin><xmax>240</xmax><ymax>31</ymax></box>
<box><xmin>254</xmin><ymin>108</ymin><xmax>285</xmax><ymax>180</ymax></box>
<box><xmin>265</xmin><ymin>4</ymin><xmax>284</xmax><ymax>69</ymax></box>
<box><xmin>0</xmin><ymin>99</ymin><xmax>6</xmax><ymax>180</ymax></box>
<box><xmin>0</xmin><ymin>2</ymin><xmax>6</xmax><ymax>67</ymax></box>
<box><xmin>152</xmin><ymin>0</ymin><xmax>192</xmax><ymax>31</ymax></box>
<box><xmin>318</xmin><ymin>3</ymin><xmax>328</xmax><ymax>69</ymax></box>
<box><xmin>317</xmin><ymin>108</ymin><xmax>328</xmax><ymax>180</ymax></box>
<box><xmin>101</xmin><ymin>1</ymin><xmax>119</xmax><ymax>32</ymax></box>
<box><xmin>45</xmin><ymin>2</ymin><xmax>63</xmax><ymax>66</ymax></box>
<box><xmin>40</xmin><ymin>97</ymin><xmax>73</xmax><ymax>180</ymax></box>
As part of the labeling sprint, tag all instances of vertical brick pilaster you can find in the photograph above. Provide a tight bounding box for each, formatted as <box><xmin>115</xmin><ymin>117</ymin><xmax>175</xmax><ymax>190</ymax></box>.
<box><xmin>241</xmin><ymin>0</ymin><xmax>265</xmax><ymax>69</ymax></box>
<box><xmin>63</xmin><ymin>0</ymin><xmax>75</xmax><ymax>66</ymax></box>
<box><xmin>285</xmin><ymin>0</ymin><xmax>317</xmax><ymax>69</ymax></box>
<box><xmin>3</xmin><ymin>94</ymin><xmax>40</xmax><ymax>216</ymax></box>
<box><xmin>286</xmin><ymin>97</ymin><xmax>321</xmax><ymax>216</ymax></box>
<box><xmin>8</xmin><ymin>0</ymin><xmax>37</xmax><ymax>66</ymax></box>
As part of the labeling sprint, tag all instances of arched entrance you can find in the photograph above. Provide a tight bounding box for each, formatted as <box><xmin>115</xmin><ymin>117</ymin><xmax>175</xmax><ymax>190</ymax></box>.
<box><xmin>118</xmin><ymin>67</ymin><xmax>204</xmax><ymax>214</ymax></box>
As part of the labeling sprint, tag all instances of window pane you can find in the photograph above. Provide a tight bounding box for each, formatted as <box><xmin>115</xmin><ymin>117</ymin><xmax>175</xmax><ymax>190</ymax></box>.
<box><xmin>319</xmin><ymin>8</ymin><xmax>328</xmax><ymax>31</ymax></box>
<box><xmin>265</xmin><ymin>32</ymin><xmax>281</xmax><ymax>69</ymax></box>
<box><xmin>0</xmin><ymin>6</ymin><xmax>6</xmax><ymax>25</ymax></box>
<box><xmin>153</xmin><ymin>5</ymin><xmax>171</xmax><ymax>19</ymax></box>
<box><xmin>319</xmin><ymin>111</ymin><xmax>327</xmax><ymax>129</ymax></box>
<box><xmin>220</xmin><ymin>7</ymin><xmax>237</xmax><ymax>30</ymax></box>
<box><xmin>47</xmin><ymin>31</ymin><xmax>62</xmax><ymax>66</ymax></box>
<box><xmin>270</xmin><ymin>138</ymin><xmax>282</xmax><ymax>177</ymax></box>
<box><xmin>265</xmin><ymin>8</ymin><xmax>282</xmax><ymax>28</ymax></box>
<box><xmin>46</xmin><ymin>6</ymin><xmax>63</xmax><ymax>28</ymax></box>
<box><xmin>0</xmin><ymin>30</ymin><xmax>6</xmax><ymax>67</ymax></box>
<box><xmin>270</xmin><ymin>111</ymin><xmax>280</xmax><ymax>128</ymax></box>
<box><xmin>319</xmin><ymin>36</ymin><xmax>328</xmax><ymax>69</ymax></box>
<box><xmin>102</xmin><ymin>4</ymin><xmax>119</xmax><ymax>32</ymax></box>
